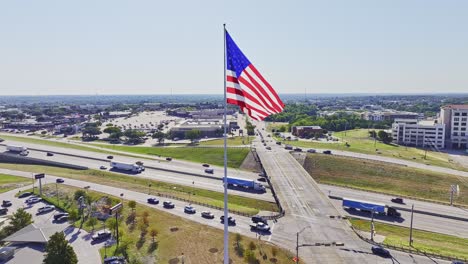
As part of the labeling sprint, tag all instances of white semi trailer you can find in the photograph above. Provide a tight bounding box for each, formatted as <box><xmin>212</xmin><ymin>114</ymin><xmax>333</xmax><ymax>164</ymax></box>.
<box><xmin>6</xmin><ymin>145</ymin><xmax>29</xmax><ymax>156</ymax></box>
<box><xmin>110</xmin><ymin>161</ymin><xmax>142</xmax><ymax>173</ymax></box>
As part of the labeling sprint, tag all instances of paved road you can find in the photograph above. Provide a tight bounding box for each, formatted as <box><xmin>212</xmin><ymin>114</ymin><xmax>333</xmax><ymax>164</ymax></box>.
<box><xmin>0</xmin><ymin>144</ymin><xmax>275</xmax><ymax>202</ymax></box>
<box><xmin>320</xmin><ymin>184</ymin><xmax>468</xmax><ymax>238</ymax></box>
<box><xmin>254</xmin><ymin>122</ymin><xmax>451</xmax><ymax>264</ymax></box>
<box><xmin>0</xmin><ymin>186</ymin><xmax>101</xmax><ymax>264</ymax></box>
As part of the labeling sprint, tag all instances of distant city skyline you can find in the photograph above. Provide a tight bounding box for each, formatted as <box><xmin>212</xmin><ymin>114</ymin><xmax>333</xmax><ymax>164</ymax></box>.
<box><xmin>1</xmin><ymin>0</ymin><xmax>467</xmax><ymax>96</ymax></box>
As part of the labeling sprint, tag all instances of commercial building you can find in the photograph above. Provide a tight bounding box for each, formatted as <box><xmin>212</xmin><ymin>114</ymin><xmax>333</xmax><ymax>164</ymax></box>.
<box><xmin>440</xmin><ymin>105</ymin><xmax>468</xmax><ymax>149</ymax></box>
<box><xmin>363</xmin><ymin>111</ymin><xmax>420</xmax><ymax>122</ymax></box>
<box><xmin>291</xmin><ymin>126</ymin><xmax>323</xmax><ymax>138</ymax></box>
<box><xmin>391</xmin><ymin>119</ymin><xmax>445</xmax><ymax>149</ymax></box>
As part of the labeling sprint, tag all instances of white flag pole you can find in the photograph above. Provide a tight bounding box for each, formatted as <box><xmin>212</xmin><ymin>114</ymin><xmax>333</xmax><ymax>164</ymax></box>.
<box><xmin>223</xmin><ymin>23</ymin><xmax>230</xmax><ymax>264</ymax></box>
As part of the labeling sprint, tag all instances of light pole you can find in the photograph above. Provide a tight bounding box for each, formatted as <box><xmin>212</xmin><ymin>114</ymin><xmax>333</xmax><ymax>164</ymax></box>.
<box><xmin>370</xmin><ymin>209</ymin><xmax>375</xmax><ymax>241</ymax></box>
<box><xmin>295</xmin><ymin>226</ymin><xmax>310</xmax><ymax>263</ymax></box>
<box><xmin>148</xmin><ymin>183</ymin><xmax>152</xmax><ymax>195</ymax></box>
<box><xmin>409</xmin><ymin>204</ymin><xmax>414</xmax><ymax>246</ymax></box>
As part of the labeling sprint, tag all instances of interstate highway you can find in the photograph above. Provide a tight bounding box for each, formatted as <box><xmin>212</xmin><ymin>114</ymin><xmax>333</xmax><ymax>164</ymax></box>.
<box><xmin>0</xmin><ymin>167</ymin><xmax>452</xmax><ymax>264</ymax></box>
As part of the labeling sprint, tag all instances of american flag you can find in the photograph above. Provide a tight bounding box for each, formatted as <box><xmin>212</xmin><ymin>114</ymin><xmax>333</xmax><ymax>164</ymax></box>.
<box><xmin>225</xmin><ymin>30</ymin><xmax>284</xmax><ymax>121</ymax></box>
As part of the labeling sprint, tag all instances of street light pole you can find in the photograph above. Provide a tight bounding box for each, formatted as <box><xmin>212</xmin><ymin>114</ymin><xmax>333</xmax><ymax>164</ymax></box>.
<box><xmin>370</xmin><ymin>209</ymin><xmax>375</xmax><ymax>241</ymax></box>
<box><xmin>295</xmin><ymin>226</ymin><xmax>309</xmax><ymax>263</ymax></box>
<box><xmin>409</xmin><ymin>204</ymin><xmax>414</xmax><ymax>246</ymax></box>
<box><xmin>56</xmin><ymin>183</ymin><xmax>59</xmax><ymax>206</ymax></box>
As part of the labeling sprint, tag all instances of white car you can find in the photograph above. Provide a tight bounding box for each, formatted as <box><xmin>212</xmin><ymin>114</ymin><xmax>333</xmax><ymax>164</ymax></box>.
<box><xmin>37</xmin><ymin>205</ymin><xmax>55</xmax><ymax>214</ymax></box>
<box><xmin>250</xmin><ymin>222</ymin><xmax>271</xmax><ymax>232</ymax></box>
<box><xmin>26</xmin><ymin>197</ymin><xmax>42</xmax><ymax>204</ymax></box>
<box><xmin>184</xmin><ymin>205</ymin><xmax>196</xmax><ymax>214</ymax></box>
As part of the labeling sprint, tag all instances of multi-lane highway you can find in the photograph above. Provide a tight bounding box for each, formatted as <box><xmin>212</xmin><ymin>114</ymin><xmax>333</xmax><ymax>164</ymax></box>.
<box><xmin>0</xmin><ymin>143</ymin><xmax>275</xmax><ymax>202</ymax></box>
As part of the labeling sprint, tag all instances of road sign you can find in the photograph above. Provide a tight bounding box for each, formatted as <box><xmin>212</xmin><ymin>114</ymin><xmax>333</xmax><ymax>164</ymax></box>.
<box><xmin>34</xmin><ymin>173</ymin><xmax>45</xmax><ymax>179</ymax></box>
<box><xmin>109</xmin><ymin>203</ymin><xmax>123</xmax><ymax>215</ymax></box>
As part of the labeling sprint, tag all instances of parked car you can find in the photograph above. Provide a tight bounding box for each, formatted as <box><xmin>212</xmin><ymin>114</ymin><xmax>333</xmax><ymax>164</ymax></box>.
<box><xmin>307</xmin><ymin>149</ymin><xmax>316</xmax><ymax>153</ymax></box>
<box><xmin>276</xmin><ymin>141</ymin><xmax>281</xmax><ymax>145</ymax></box>
<box><xmin>53</xmin><ymin>212</ymin><xmax>69</xmax><ymax>220</ymax></box>
<box><xmin>107</xmin><ymin>156</ymin><xmax>114</xmax><ymax>159</ymax></box>
<box><xmin>184</xmin><ymin>205</ymin><xmax>196</xmax><ymax>214</ymax></box>
<box><xmin>26</xmin><ymin>197</ymin><xmax>41</xmax><ymax>204</ymax></box>
<box><xmin>201</xmin><ymin>211</ymin><xmax>215</xmax><ymax>219</ymax></box>
<box><xmin>2</xmin><ymin>200</ymin><xmax>12</xmax><ymax>207</ymax></box>
<box><xmin>46</xmin><ymin>152</ymin><xmax>54</xmax><ymax>156</ymax></box>
<box><xmin>220</xmin><ymin>215</ymin><xmax>236</xmax><ymax>225</ymax></box>
<box><xmin>257</xmin><ymin>177</ymin><xmax>267</xmax><ymax>182</ymax></box>
<box><xmin>251</xmin><ymin>215</ymin><xmax>267</xmax><ymax>224</ymax></box>
<box><xmin>371</xmin><ymin>246</ymin><xmax>391</xmax><ymax>257</ymax></box>
<box><xmin>55</xmin><ymin>215</ymin><xmax>69</xmax><ymax>222</ymax></box>
<box><xmin>266</xmin><ymin>146</ymin><xmax>272</xmax><ymax>150</ymax></box>
<box><xmin>391</xmin><ymin>197</ymin><xmax>404</xmax><ymax>204</ymax></box>
<box><xmin>163</xmin><ymin>201</ymin><xmax>175</xmax><ymax>209</ymax></box>
<box><xmin>37</xmin><ymin>205</ymin><xmax>55</xmax><ymax>214</ymax></box>
<box><xmin>103</xmin><ymin>256</ymin><xmax>125</xmax><ymax>264</ymax></box>
<box><xmin>323</xmin><ymin>150</ymin><xmax>332</xmax><ymax>154</ymax></box>
<box><xmin>56</xmin><ymin>178</ymin><xmax>64</xmax><ymax>183</ymax></box>
<box><xmin>147</xmin><ymin>198</ymin><xmax>159</xmax><ymax>205</ymax></box>
<box><xmin>18</xmin><ymin>192</ymin><xmax>32</xmax><ymax>198</ymax></box>
<box><xmin>294</xmin><ymin>148</ymin><xmax>302</xmax><ymax>152</ymax></box>
<box><xmin>92</xmin><ymin>230</ymin><xmax>112</xmax><ymax>241</ymax></box>
<box><xmin>202</xmin><ymin>164</ymin><xmax>210</xmax><ymax>167</ymax></box>
<box><xmin>100</xmin><ymin>165</ymin><xmax>107</xmax><ymax>170</ymax></box>
<box><xmin>0</xmin><ymin>208</ymin><xmax>8</xmax><ymax>215</ymax></box>
<box><xmin>166</xmin><ymin>157</ymin><xmax>172</xmax><ymax>161</ymax></box>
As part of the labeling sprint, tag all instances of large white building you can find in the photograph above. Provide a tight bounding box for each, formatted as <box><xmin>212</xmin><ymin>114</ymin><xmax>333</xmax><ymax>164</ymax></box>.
<box><xmin>440</xmin><ymin>105</ymin><xmax>468</xmax><ymax>149</ymax></box>
<box><xmin>392</xmin><ymin>119</ymin><xmax>445</xmax><ymax>149</ymax></box>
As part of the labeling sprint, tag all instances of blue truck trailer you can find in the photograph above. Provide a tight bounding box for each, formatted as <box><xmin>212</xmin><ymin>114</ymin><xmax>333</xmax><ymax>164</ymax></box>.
<box><xmin>342</xmin><ymin>198</ymin><xmax>400</xmax><ymax>217</ymax></box>
<box><xmin>226</xmin><ymin>177</ymin><xmax>265</xmax><ymax>191</ymax></box>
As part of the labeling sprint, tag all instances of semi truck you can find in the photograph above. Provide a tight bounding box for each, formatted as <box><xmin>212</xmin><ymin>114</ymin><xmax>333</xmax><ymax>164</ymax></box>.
<box><xmin>6</xmin><ymin>145</ymin><xmax>29</xmax><ymax>156</ymax></box>
<box><xmin>342</xmin><ymin>198</ymin><xmax>401</xmax><ymax>217</ymax></box>
<box><xmin>226</xmin><ymin>177</ymin><xmax>266</xmax><ymax>191</ymax></box>
<box><xmin>110</xmin><ymin>161</ymin><xmax>142</xmax><ymax>173</ymax></box>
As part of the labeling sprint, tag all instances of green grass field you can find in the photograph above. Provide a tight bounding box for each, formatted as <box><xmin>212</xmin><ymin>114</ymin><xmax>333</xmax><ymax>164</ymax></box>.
<box><xmin>198</xmin><ymin>136</ymin><xmax>254</xmax><ymax>146</ymax></box>
<box><xmin>303</xmin><ymin>154</ymin><xmax>468</xmax><ymax>206</ymax></box>
<box><xmin>350</xmin><ymin>218</ymin><xmax>468</xmax><ymax>259</ymax></box>
<box><xmin>276</xmin><ymin>129</ymin><xmax>467</xmax><ymax>172</ymax></box>
<box><xmin>0</xmin><ymin>163</ymin><xmax>277</xmax><ymax>215</ymax></box>
<box><xmin>0</xmin><ymin>174</ymin><xmax>30</xmax><ymax>193</ymax></box>
<box><xmin>93</xmin><ymin>144</ymin><xmax>250</xmax><ymax>168</ymax></box>
<box><xmin>24</xmin><ymin>184</ymin><xmax>292</xmax><ymax>263</ymax></box>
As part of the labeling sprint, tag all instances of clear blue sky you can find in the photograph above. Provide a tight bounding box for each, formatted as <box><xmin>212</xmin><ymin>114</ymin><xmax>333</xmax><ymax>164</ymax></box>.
<box><xmin>1</xmin><ymin>0</ymin><xmax>467</xmax><ymax>95</ymax></box>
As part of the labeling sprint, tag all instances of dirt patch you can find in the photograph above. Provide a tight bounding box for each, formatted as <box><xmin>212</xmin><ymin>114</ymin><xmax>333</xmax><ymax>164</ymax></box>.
<box><xmin>269</xmin><ymin>258</ymin><xmax>278</xmax><ymax>263</ymax></box>
<box><xmin>168</xmin><ymin>258</ymin><xmax>179</xmax><ymax>264</ymax></box>
<box><xmin>240</xmin><ymin>150</ymin><xmax>261</xmax><ymax>172</ymax></box>
<box><xmin>208</xmin><ymin>248</ymin><xmax>218</xmax><ymax>253</ymax></box>
<box><xmin>170</xmin><ymin>227</ymin><xmax>179</xmax><ymax>232</ymax></box>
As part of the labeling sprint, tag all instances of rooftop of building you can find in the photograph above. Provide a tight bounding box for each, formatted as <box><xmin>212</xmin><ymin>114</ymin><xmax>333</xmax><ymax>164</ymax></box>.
<box><xmin>442</xmin><ymin>104</ymin><xmax>468</xmax><ymax>110</ymax></box>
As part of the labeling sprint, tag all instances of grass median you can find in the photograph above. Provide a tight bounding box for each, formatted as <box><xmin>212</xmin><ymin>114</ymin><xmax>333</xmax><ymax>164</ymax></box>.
<box><xmin>303</xmin><ymin>153</ymin><xmax>468</xmax><ymax>206</ymax></box>
<box><xmin>350</xmin><ymin>218</ymin><xmax>468</xmax><ymax>259</ymax></box>
<box><xmin>276</xmin><ymin>129</ymin><xmax>468</xmax><ymax>172</ymax></box>
<box><xmin>0</xmin><ymin>163</ymin><xmax>277</xmax><ymax>215</ymax></box>
<box><xmin>24</xmin><ymin>183</ymin><xmax>292</xmax><ymax>263</ymax></box>
<box><xmin>91</xmin><ymin>144</ymin><xmax>250</xmax><ymax>168</ymax></box>
<box><xmin>0</xmin><ymin>173</ymin><xmax>30</xmax><ymax>193</ymax></box>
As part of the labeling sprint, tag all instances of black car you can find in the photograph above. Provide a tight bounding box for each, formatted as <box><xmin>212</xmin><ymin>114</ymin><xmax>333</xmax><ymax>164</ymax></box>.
<box><xmin>56</xmin><ymin>178</ymin><xmax>65</xmax><ymax>183</ymax></box>
<box><xmin>251</xmin><ymin>215</ymin><xmax>267</xmax><ymax>224</ymax></box>
<box><xmin>2</xmin><ymin>200</ymin><xmax>12</xmax><ymax>207</ymax></box>
<box><xmin>46</xmin><ymin>152</ymin><xmax>54</xmax><ymax>156</ymax></box>
<box><xmin>323</xmin><ymin>150</ymin><xmax>332</xmax><ymax>154</ymax></box>
<box><xmin>163</xmin><ymin>201</ymin><xmax>175</xmax><ymax>208</ymax></box>
<box><xmin>391</xmin><ymin>197</ymin><xmax>404</xmax><ymax>204</ymax></box>
<box><xmin>202</xmin><ymin>163</ymin><xmax>210</xmax><ymax>167</ymax></box>
<box><xmin>0</xmin><ymin>208</ymin><xmax>7</xmax><ymax>215</ymax></box>
<box><xmin>147</xmin><ymin>198</ymin><xmax>159</xmax><ymax>205</ymax></box>
<box><xmin>276</xmin><ymin>141</ymin><xmax>281</xmax><ymax>145</ymax></box>
<box><xmin>294</xmin><ymin>148</ymin><xmax>302</xmax><ymax>152</ymax></box>
<box><xmin>92</xmin><ymin>230</ymin><xmax>112</xmax><ymax>241</ymax></box>
<box><xmin>166</xmin><ymin>157</ymin><xmax>172</xmax><ymax>161</ymax></box>
<box><xmin>107</xmin><ymin>155</ymin><xmax>114</xmax><ymax>159</ymax></box>
<box><xmin>371</xmin><ymin>246</ymin><xmax>391</xmax><ymax>258</ymax></box>
<box><xmin>18</xmin><ymin>192</ymin><xmax>32</xmax><ymax>198</ymax></box>
<box><xmin>220</xmin><ymin>215</ymin><xmax>236</xmax><ymax>225</ymax></box>
<box><xmin>53</xmin><ymin>212</ymin><xmax>69</xmax><ymax>220</ymax></box>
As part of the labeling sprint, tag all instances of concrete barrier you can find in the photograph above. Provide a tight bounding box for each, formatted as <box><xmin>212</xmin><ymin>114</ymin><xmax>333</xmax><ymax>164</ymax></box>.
<box><xmin>0</xmin><ymin>153</ymin><xmax>88</xmax><ymax>170</ymax></box>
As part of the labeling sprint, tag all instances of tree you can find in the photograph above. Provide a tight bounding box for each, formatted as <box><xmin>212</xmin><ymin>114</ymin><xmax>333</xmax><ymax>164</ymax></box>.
<box><xmin>377</xmin><ymin>130</ymin><xmax>392</xmax><ymax>144</ymax></box>
<box><xmin>4</xmin><ymin>208</ymin><xmax>32</xmax><ymax>234</ymax></box>
<box><xmin>103</xmin><ymin>126</ymin><xmax>121</xmax><ymax>135</ymax></box>
<box><xmin>152</xmin><ymin>131</ymin><xmax>166</xmax><ymax>145</ymax></box>
<box><xmin>74</xmin><ymin>190</ymin><xmax>87</xmax><ymax>201</ymax></box>
<box><xmin>149</xmin><ymin>228</ymin><xmax>158</xmax><ymax>243</ymax></box>
<box><xmin>43</xmin><ymin>232</ymin><xmax>78</xmax><ymax>264</ymax></box>
<box><xmin>235</xmin><ymin>233</ymin><xmax>242</xmax><ymax>249</ymax></box>
<box><xmin>248</xmin><ymin>241</ymin><xmax>257</xmax><ymax>250</ymax></box>
<box><xmin>68</xmin><ymin>209</ymin><xmax>79</xmax><ymax>222</ymax></box>
<box><xmin>124</xmin><ymin>129</ymin><xmax>146</xmax><ymax>144</ymax></box>
<box><xmin>86</xmin><ymin>217</ymin><xmax>98</xmax><ymax>232</ymax></box>
<box><xmin>185</xmin><ymin>129</ymin><xmax>201</xmax><ymax>143</ymax></box>
<box><xmin>82</xmin><ymin>123</ymin><xmax>101</xmax><ymax>140</ymax></box>
<box><xmin>128</xmin><ymin>200</ymin><xmax>136</xmax><ymax>212</ymax></box>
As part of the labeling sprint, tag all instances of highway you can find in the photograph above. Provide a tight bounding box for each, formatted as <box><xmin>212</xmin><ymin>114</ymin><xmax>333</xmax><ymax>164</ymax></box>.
<box><xmin>0</xmin><ymin>167</ymin><xmax>452</xmax><ymax>264</ymax></box>
<box><xmin>321</xmin><ymin>184</ymin><xmax>468</xmax><ymax>238</ymax></box>
<box><xmin>253</xmin><ymin>122</ymin><xmax>451</xmax><ymax>264</ymax></box>
<box><xmin>0</xmin><ymin>143</ymin><xmax>275</xmax><ymax>202</ymax></box>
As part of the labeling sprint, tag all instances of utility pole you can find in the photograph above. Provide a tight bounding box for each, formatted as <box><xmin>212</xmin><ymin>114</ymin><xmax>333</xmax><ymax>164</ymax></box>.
<box><xmin>450</xmin><ymin>184</ymin><xmax>455</xmax><ymax>206</ymax></box>
<box><xmin>295</xmin><ymin>232</ymin><xmax>299</xmax><ymax>263</ymax></box>
<box><xmin>56</xmin><ymin>183</ymin><xmax>59</xmax><ymax>206</ymax></box>
<box><xmin>370</xmin><ymin>209</ymin><xmax>375</xmax><ymax>241</ymax></box>
<box><xmin>409</xmin><ymin>204</ymin><xmax>414</xmax><ymax>246</ymax></box>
